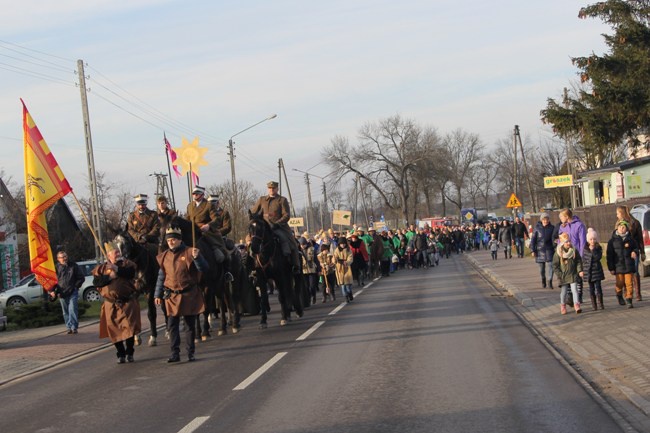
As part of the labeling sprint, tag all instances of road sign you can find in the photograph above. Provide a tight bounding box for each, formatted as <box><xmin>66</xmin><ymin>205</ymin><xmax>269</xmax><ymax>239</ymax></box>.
<box><xmin>506</xmin><ymin>193</ymin><xmax>522</xmax><ymax>208</ymax></box>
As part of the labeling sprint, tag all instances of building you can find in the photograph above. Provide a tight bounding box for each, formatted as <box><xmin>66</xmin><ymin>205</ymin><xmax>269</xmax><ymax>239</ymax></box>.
<box><xmin>0</xmin><ymin>178</ymin><xmax>22</xmax><ymax>290</ymax></box>
<box><xmin>577</xmin><ymin>155</ymin><xmax>650</xmax><ymax>206</ymax></box>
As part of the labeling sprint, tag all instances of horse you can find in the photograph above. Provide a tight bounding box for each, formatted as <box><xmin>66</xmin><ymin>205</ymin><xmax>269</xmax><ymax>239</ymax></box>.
<box><xmin>113</xmin><ymin>231</ymin><xmax>165</xmax><ymax>346</ymax></box>
<box><xmin>247</xmin><ymin>210</ymin><xmax>303</xmax><ymax>328</ymax></box>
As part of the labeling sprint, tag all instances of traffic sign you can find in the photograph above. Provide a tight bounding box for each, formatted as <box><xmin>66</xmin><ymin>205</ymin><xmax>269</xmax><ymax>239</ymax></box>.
<box><xmin>506</xmin><ymin>193</ymin><xmax>522</xmax><ymax>208</ymax></box>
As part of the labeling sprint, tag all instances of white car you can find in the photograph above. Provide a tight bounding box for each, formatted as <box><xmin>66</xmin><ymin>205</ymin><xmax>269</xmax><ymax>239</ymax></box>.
<box><xmin>0</xmin><ymin>260</ymin><xmax>101</xmax><ymax>309</ymax></box>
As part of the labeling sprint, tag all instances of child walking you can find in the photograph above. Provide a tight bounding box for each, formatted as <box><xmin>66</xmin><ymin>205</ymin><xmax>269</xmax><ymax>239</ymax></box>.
<box><xmin>582</xmin><ymin>228</ymin><xmax>605</xmax><ymax>311</ymax></box>
<box><xmin>553</xmin><ymin>232</ymin><xmax>584</xmax><ymax>314</ymax></box>
<box><xmin>606</xmin><ymin>220</ymin><xmax>639</xmax><ymax>308</ymax></box>
<box><xmin>488</xmin><ymin>233</ymin><xmax>499</xmax><ymax>260</ymax></box>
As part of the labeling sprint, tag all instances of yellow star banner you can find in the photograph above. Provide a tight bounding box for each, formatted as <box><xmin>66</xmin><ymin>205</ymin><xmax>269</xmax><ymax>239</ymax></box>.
<box><xmin>173</xmin><ymin>137</ymin><xmax>208</xmax><ymax>177</ymax></box>
<box><xmin>22</xmin><ymin>99</ymin><xmax>72</xmax><ymax>291</ymax></box>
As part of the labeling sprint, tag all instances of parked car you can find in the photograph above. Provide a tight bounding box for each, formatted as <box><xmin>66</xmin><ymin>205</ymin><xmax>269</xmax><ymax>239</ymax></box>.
<box><xmin>630</xmin><ymin>204</ymin><xmax>650</xmax><ymax>277</ymax></box>
<box><xmin>0</xmin><ymin>260</ymin><xmax>100</xmax><ymax>309</ymax></box>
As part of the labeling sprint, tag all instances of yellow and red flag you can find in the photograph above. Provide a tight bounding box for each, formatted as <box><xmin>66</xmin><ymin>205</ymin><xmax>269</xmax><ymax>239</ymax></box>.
<box><xmin>22</xmin><ymin>99</ymin><xmax>72</xmax><ymax>291</ymax></box>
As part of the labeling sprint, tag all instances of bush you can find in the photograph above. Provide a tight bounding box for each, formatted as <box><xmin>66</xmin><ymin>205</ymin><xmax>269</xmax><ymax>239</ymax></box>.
<box><xmin>6</xmin><ymin>299</ymin><xmax>91</xmax><ymax>329</ymax></box>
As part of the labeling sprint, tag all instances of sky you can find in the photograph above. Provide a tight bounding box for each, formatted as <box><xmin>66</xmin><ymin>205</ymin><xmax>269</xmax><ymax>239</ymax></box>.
<box><xmin>0</xmin><ymin>0</ymin><xmax>610</xmax><ymax>215</ymax></box>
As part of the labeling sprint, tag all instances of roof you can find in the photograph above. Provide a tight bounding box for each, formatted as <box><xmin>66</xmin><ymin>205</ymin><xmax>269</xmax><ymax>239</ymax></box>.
<box><xmin>577</xmin><ymin>155</ymin><xmax>650</xmax><ymax>178</ymax></box>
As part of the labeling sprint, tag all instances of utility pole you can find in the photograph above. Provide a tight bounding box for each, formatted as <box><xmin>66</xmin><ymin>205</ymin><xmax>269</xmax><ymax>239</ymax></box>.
<box><xmin>279</xmin><ymin>159</ymin><xmax>296</xmax><ymax>216</ymax></box>
<box><xmin>513</xmin><ymin>125</ymin><xmax>519</xmax><ymax>218</ymax></box>
<box><xmin>515</xmin><ymin>126</ymin><xmax>537</xmax><ymax>212</ymax></box>
<box><xmin>150</xmin><ymin>173</ymin><xmax>172</xmax><ymax>206</ymax></box>
<box><xmin>77</xmin><ymin>59</ymin><xmax>103</xmax><ymax>259</ymax></box>
<box><xmin>293</xmin><ymin>168</ymin><xmax>315</xmax><ymax>233</ymax></box>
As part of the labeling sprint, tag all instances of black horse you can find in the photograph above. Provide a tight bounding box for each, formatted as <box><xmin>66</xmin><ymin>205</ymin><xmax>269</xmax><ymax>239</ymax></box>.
<box><xmin>248</xmin><ymin>210</ymin><xmax>303</xmax><ymax>328</ymax></box>
<box><xmin>114</xmin><ymin>231</ymin><xmax>165</xmax><ymax>346</ymax></box>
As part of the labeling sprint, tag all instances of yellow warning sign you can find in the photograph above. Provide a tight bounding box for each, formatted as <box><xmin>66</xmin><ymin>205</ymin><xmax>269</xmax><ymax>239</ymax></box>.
<box><xmin>506</xmin><ymin>193</ymin><xmax>522</xmax><ymax>208</ymax></box>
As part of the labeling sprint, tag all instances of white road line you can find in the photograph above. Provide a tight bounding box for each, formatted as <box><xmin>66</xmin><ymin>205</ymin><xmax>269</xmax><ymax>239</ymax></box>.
<box><xmin>365</xmin><ymin>281</ymin><xmax>374</xmax><ymax>288</ymax></box>
<box><xmin>296</xmin><ymin>321</ymin><xmax>325</xmax><ymax>341</ymax></box>
<box><xmin>178</xmin><ymin>416</ymin><xmax>209</xmax><ymax>433</ymax></box>
<box><xmin>354</xmin><ymin>289</ymin><xmax>364</xmax><ymax>296</ymax></box>
<box><xmin>233</xmin><ymin>352</ymin><xmax>287</xmax><ymax>391</ymax></box>
<box><xmin>328</xmin><ymin>302</ymin><xmax>347</xmax><ymax>315</ymax></box>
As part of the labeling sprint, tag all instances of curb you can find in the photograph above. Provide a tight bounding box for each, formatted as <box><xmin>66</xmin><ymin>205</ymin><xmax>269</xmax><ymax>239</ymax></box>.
<box><xmin>465</xmin><ymin>255</ymin><xmax>534</xmax><ymax>306</ymax></box>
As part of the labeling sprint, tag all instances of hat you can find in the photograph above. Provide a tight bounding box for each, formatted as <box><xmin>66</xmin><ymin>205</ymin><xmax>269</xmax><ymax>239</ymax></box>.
<box><xmin>320</xmin><ymin>242</ymin><xmax>330</xmax><ymax>250</ymax></box>
<box><xmin>356</xmin><ymin>227</ymin><xmax>365</xmax><ymax>232</ymax></box>
<box><xmin>338</xmin><ymin>237</ymin><xmax>347</xmax><ymax>244</ymax></box>
<box><xmin>587</xmin><ymin>228</ymin><xmax>599</xmax><ymax>242</ymax></box>
<box><xmin>299</xmin><ymin>237</ymin><xmax>308</xmax><ymax>246</ymax></box>
<box><xmin>616</xmin><ymin>219</ymin><xmax>630</xmax><ymax>228</ymax></box>
<box><xmin>157</xmin><ymin>195</ymin><xmax>168</xmax><ymax>203</ymax></box>
<box><xmin>368</xmin><ymin>227</ymin><xmax>376</xmax><ymax>232</ymax></box>
<box><xmin>267</xmin><ymin>180</ymin><xmax>279</xmax><ymax>188</ymax></box>
<box><xmin>134</xmin><ymin>193</ymin><xmax>148</xmax><ymax>203</ymax></box>
<box><xmin>559</xmin><ymin>232</ymin><xmax>570</xmax><ymax>243</ymax></box>
<box><xmin>207</xmin><ymin>194</ymin><xmax>219</xmax><ymax>203</ymax></box>
<box><xmin>104</xmin><ymin>241</ymin><xmax>118</xmax><ymax>254</ymax></box>
<box><xmin>192</xmin><ymin>185</ymin><xmax>206</xmax><ymax>195</ymax></box>
<box><xmin>165</xmin><ymin>227</ymin><xmax>182</xmax><ymax>239</ymax></box>
<box><xmin>539</xmin><ymin>212</ymin><xmax>550</xmax><ymax>220</ymax></box>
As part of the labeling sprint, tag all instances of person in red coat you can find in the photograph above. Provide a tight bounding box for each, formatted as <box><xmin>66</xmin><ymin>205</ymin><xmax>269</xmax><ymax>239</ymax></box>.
<box><xmin>349</xmin><ymin>232</ymin><xmax>369</xmax><ymax>286</ymax></box>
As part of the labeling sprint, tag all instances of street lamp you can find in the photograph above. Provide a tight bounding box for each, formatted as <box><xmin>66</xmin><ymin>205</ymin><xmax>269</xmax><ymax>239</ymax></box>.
<box><xmin>228</xmin><ymin>114</ymin><xmax>277</xmax><ymax>237</ymax></box>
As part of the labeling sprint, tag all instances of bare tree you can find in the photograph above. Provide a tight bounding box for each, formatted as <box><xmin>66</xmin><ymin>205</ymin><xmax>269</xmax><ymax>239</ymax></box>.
<box><xmin>322</xmin><ymin>115</ymin><xmax>432</xmax><ymax>225</ymax></box>
<box><xmin>440</xmin><ymin>129</ymin><xmax>483</xmax><ymax>216</ymax></box>
<box><xmin>207</xmin><ymin>179</ymin><xmax>262</xmax><ymax>243</ymax></box>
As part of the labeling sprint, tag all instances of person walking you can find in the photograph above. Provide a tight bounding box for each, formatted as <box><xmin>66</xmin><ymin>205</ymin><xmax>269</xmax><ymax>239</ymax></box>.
<box><xmin>553</xmin><ymin>232</ymin><xmax>584</xmax><ymax>315</ymax></box>
<box><xmin>299</xmin><ymin>237</ymin><xmax>318</xmax><ymax>305</ymax></box>
<box><xmin>616</xmin><ymin>205</ymin><xmax>644</xmax><ymax>301</ymax></box>
<box><xmin>498</xmin><ymin>220</ymin><xmax>514</xmax><ymax>259</ymax></box>
<box><xmin>92</xmin><ymin>242</ymin><xmax>141</xmax><ymax>363</ymax></box>
<box><xmin>349</xmin><ymin>232</ymin><xmax>369</xmax><ymax>286</ymax></box>
<box><xmin>333</xmin><ymin>237</ymin><xmax>354</xmax><ymax>302</ymax></box>
<box><xmin>317</xmin><ymin>243</ymin><xmax>336</xmax><ymax>302</ymax></box>
<box><xmin>606</xmin><ymin>220</ymin><xmax>640</xmax><ymax>309</ymax></box>
<box><xmin>582</xmin><ymin>228</ymin><xmax>606</xmax><ymax>310</ymax></box>
<box><xmin>512</xmin><ymin>216</ymin><xmax>528</xmax><ymax>258</ymax></box>
<box><xmin>154</xmin><ymin>227</ymin><xmax>208</xmax><ymax>362</ymax></box>
<box><xmin>488</xmin><ymin>233</ymin><xmax>499</xmax><ymax>260</ymax></box>
<box><xmin>52</xmin><ymin>250</ymin><xmax>85</xmax><ymax>334</ymax></box>
<box><xmin>530</xmin><ymin>212</ymin><xmax>556</xmax><ymax>289</ymax></box>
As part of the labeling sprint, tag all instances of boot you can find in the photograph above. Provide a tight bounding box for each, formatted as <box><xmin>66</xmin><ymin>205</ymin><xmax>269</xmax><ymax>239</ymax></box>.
<box><xmin>542</xmin><ymin>277</ymin><xmax>546</xmax><ymax>289</ymax></box>
<box><xmin>626</xmin><ymin>298</ymin><xmax>634</xmax><ymax>309</ymax></box>
<box><xmin>560</xmin><ymin>304</ymin><xmax>567</xmax><ymax>315</ymax></box>
<box><xmin>617</xmin><ymin>293</ymin><xmax>626</xmax><ymax>305</ymax></box>
<box><xmin>634</xmin><ymin>274</ymin><xmax>642</xmax><ymax>301</ymax></box>
<box><xmin>549</xmin><ymin>279</ymin><xmax>553</xmax><ymax>290</ymax></box>
<box><xmin>574</xmin><ymin>302</ymin><xmax>582</xmax><ymax>314</ymax></box>
<box><xmin>504</xmin><ymin>250</ymin><xmax>508</xmax><ymax>259</ymax></box>
<box><xmin>597</xmin><ymin>294</ymin><xmax>604</xmax><ymax>309</ymax></box>
<box><xmin>590</xmin><ymin>295</ymin><xmax>597</xmax><ymax>311</ymax></box>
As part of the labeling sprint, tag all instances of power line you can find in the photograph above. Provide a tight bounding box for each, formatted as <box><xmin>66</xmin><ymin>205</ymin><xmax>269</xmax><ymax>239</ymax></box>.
<box><xmin>0</xmin><ymin>51</ymin><xmax>73</xmax><ymax>74</ymax></box>
<box><xmin>0</xmin><ymin>39</ymin><xmax>74</xmax><ymax>67</ymax></box>
<box><xmin>0</xmin><ymin>62</ymin><xmax>75</xmax><ymax>86</ymax></box>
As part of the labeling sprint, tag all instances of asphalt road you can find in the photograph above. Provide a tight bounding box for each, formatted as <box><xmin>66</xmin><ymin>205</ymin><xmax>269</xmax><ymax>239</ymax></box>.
<box><xmin>0</xmin><ymin>256</ymin><xmax>624</xmax><ymax>433</ymax></box>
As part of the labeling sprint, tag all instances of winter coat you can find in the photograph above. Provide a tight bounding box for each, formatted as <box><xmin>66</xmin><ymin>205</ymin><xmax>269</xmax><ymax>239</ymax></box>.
<box><xmin>414</xmin><ymin>233</ymin><xmax>428</xmax><ymax>251</ymax></box>
<box><xmin>127</xmin><ymin>207</ymin><xmax>161</xmax><ymax>244</ymax></box>
<box><xmin>301</xmin><ymin>245</ymin><xmax>317</xmax><ymax>274</ymax></box>
<box><xmin>333</xmin><ymin>246</ymin><xmax>353</xmax><ymax>285</ymax></box>
<box><xmin>606</xmin><ymin>231</ymin><xmax>639</xmax><ymax>274</ymax></box>
<box><xmin>488</xmin><ymin>239</ymin><xmax>499</xmax><ymax>252</ymax></box>
<box><xmin>498</xmin><ymin>225</ymin><xmax>513</xmax><ymax>245</ymax></box>
<box><xmin>155</xmin><ymin>245</ymin><xmax>206</xmax><ymax>317</ymax></box>
<box><xmin>530</xmin><ymin>221</ymin><xmax>555</xmax><ymax>263</ymax></box>
<box><xmin>512</xmin><ymin>221</ymin><xmax>528</xmax><ymax>238</ymax></box>
<box><xmin>552</xmin><ymin>246</ymin><xmax>583</xmax><ymax>286</ymax></box>
<box><xmin>581</xmin><ymin>244</ymin><xmax>605</xmax><ymax>283</ymax></box>
<box><xmin>557</xmin><ymin>215</ymin><xmax>587</xmax><ymax>256</ymax></box>
<box><xmin>54</xmin><ymin>261</ymin><xmax>85</xmax><ymax>296</ymax></box>
<box><xmin>93</xmin><ymin>259</ymin><xmax>142</xmax><ymax>343</ymax></box>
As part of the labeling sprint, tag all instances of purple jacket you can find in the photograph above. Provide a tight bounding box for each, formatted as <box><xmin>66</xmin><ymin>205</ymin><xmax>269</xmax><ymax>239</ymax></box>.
<box><xmin>557</xmin><ymin>215</ymin><xmax>587</xmax><ymax>256</ymax></box>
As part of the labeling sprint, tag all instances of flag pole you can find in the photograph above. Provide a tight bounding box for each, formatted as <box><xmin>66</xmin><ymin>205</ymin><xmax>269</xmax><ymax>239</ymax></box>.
<box><xmin>189</xmin><ymin>162</ymin><xmax>196</xmax><ymax>249</ymax></box>
<box><xmin>69</xmin><ymin>190</ymin><xmax>107</xmax><ymax>258</ymax></box>
<box><xmin>163</xmin><ymin>133</ymin><xmax>177</xmax><ymax>210</ymax></box>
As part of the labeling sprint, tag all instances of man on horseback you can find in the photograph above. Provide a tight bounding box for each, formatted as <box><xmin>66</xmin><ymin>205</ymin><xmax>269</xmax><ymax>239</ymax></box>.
<box><xmin>207</xmin><ymin>194</ymin><xmax>232</xmax><ymax>237</ymax></box>
<box><xmin>250</xmin><ymin>180</ymin><xmax>301</xmax><ymax>272</ymax></box>
<box><xmin>127</xmin><ymin>194</ymin><xmax>160</xmax><ymax>257</ymax></box>
<box><xmin>186</xmin><ymin>186</ymin><xmax>227</xmax><ymax>265</ymax></box>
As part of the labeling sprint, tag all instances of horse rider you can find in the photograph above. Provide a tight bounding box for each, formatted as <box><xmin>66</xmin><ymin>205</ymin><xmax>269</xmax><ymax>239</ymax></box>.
<box><xmin>127</xmin><ymin>194</ymin><xmax>160</xmax><ymax>257</ymax></box>
<box><xmin>186</xmin><ymin>185</ymin><xmax>227</xmax><ymax>266</ymax></box>
<box><xmin>250</xmin><ymin>180</ymin><xmax>301</xmax><ymax>272</ymax></box>
<box><xmin>156</xmin><ymin>195</ymin><xmax>177</xmax><ymax>252</ymax></box>
<box><xmin>207</xmin><ymin>194</ymin><xmax>232</xmax><ymax>237</ymax></box>
<box><xmin>154</xmin><ymin>227</ymin><xmax>207</xmax><ymax>363</ymax></box>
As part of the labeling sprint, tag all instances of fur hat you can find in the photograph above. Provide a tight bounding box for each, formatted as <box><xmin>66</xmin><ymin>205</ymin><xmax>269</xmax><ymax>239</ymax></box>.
<box><xmin>192</xmin><ymin>185</ymin><xmax>206</xmax><ymax>195</ymax></box>
<box><xmin>165</xmin><ymin>227</ymin><xmax>182</xmax><ymax>239</ymax></box>
<box><xmin>587</xmin><ymin>228</ymin><xmax>598</xmax><ymax>242</ymax></box>
<box><xmin>134</xmin><ymin>193</ymin><xmax>148</xmax><ymax>203</ymax></box>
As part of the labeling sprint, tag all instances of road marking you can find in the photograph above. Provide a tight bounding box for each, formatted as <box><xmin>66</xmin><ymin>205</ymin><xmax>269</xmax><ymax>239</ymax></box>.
<box><xmin>365</xmin><ymin>281</ymin><xmax>374</xmax><ymax>288</ymax></box>
<box><xmin>178</xmin><ymin>416</ymin><xmax>209</xmax><ymax>433</ymax></box>
<box><xmin>233</xmin><ymin>352</ymin><xmax>287</xmax><ymax>390</ymax></box>
<box><xmin>296</xmin><ymin>320</ymin><xmax>325</xmax><ymax>341</ymax></box>
<box><xmin>328</xmin><ymin>302</ymin><xmax>347</xmax><ymax>315</ymax></box>
<box><xmin>355</xmin><ymin>289</ymin><xmax>364</xmax><ymax>296</ymax></box>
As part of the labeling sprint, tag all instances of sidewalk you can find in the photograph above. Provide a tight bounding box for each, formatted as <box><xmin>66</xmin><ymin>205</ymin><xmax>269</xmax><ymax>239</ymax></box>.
<box><xmin>0</xmin><ymin>307</ymin><xmax>164</xmax><ymax>386</ymax></box>
<box><xmin>465</xmin><ymin>249</ymin><xmax>650</xmax><ymax>420</ymax></box>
